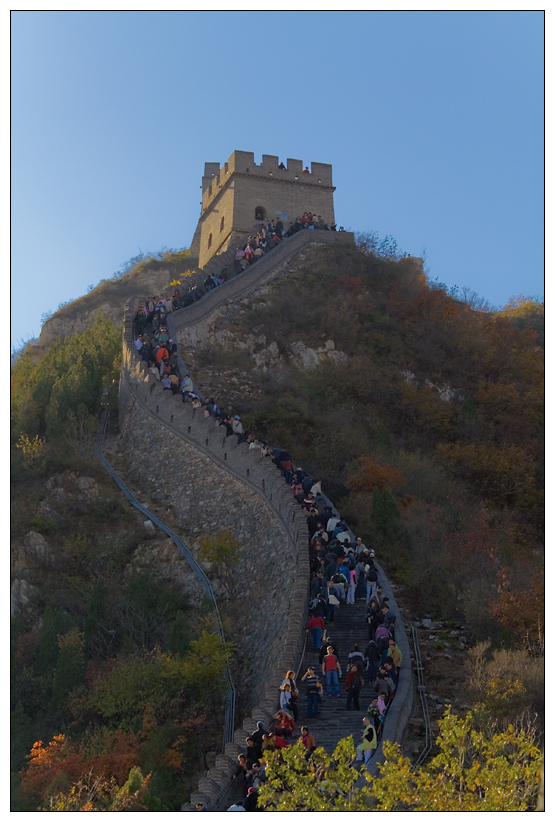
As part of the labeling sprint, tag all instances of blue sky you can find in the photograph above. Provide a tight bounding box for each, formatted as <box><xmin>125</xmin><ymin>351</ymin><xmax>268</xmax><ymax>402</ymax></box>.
<box><xmin>11</xmin><ymin>10</ymin><xmax>544</xmax><ymax>347</ymax></box>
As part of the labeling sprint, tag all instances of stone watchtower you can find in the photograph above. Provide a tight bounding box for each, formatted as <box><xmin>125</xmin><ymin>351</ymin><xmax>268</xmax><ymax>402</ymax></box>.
<box><xmin>190</xmin><ymin>150</ymin><xmax>336</xmax><ymax>269</ymax></box>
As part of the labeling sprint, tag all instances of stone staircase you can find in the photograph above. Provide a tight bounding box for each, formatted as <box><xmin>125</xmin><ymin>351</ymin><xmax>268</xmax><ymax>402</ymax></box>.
<box><xmin>127</xmin><ymin>227</ymin><xmax>415</xmax><ymax>809</ymax></box>
<box><xmin>211</xmin><ymin>598</ymin><xmax>373</xmax><ymax>810</ymax></box>
<box><xmin>295</xmin><ymin>599</ymin><xmax>371</xmax><ymax>752</ymax></box>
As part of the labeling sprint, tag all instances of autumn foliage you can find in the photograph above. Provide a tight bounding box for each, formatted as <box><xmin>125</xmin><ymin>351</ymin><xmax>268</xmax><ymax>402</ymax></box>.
<box><xmin>489</xmin><ymin>570</ymin><xmax>544</xmax><ymax>645</ymax></box>
<box><xmin>238</xmin><ymin>242</ymin><xmax>543</xmax><ymax>643</ymax></box>
<box><xmin>346</xmin><ymin>456</ymin><xmax>405</xmax><ymax>494</ymax></box>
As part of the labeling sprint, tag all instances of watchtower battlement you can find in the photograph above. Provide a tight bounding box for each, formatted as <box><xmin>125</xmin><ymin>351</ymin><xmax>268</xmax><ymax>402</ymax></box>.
<box><xmin>200</xmin><ymin>151</ymin><xmax>334</xmax><ymax>210</ymax></box>
<box><xmin>192</xmin><ymin>150</ymin><xmax>336</xmax><ymax>268</ymax></box>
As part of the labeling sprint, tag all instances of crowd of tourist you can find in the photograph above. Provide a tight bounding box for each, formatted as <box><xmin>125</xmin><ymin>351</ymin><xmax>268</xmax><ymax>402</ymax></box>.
<box><xmin>132</xmin><ymin>274</ymin><xmax>401</xmax><ymax>812</ymax></box>
<box><xmin>232</xmin><ymin>214</ymin><xmax>344</xmax><ymax>276</ymax></box>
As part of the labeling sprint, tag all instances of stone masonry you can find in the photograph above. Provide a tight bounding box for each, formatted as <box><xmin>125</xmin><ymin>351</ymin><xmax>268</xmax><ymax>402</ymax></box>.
<box><xmin>193</xmin><ymin>151</ymin><xmax>336</xmax><ymax>268</ymax></box>
<box><xmin>119</xmin><ymin>304</ymin><xmax>310</xmax><ymax>810</ymax></box>
<box><xmin>117</xmin><ymin>228</ymin><xmax>414</xmax><ymax>810</ymax></box>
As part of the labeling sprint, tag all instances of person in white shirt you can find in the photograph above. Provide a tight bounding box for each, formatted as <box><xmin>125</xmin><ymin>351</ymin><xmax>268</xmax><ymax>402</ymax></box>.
<box><xmin>355</xmin><ymin>537</ymin><xmax>367</xmax><ymax>554</ymax></box>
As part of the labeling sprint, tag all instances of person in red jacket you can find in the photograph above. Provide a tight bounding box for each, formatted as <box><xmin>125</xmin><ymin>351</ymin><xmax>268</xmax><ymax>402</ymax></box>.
<box><xmin>322</xmin><ymin>646</ymin><xmax>342</xmax><ymax>696</ymax></box>
<box><xmin>307</xmin><ymin>613</ymin><xmax>325</xmax><ymax>649</ymax></box>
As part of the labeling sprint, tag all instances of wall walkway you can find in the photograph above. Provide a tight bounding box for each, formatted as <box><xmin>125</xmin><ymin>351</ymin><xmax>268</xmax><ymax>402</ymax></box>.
<box><xmin>116</xmin><ymin>228</ymin><xmax>413</xmax><ymax>810</ymax></box>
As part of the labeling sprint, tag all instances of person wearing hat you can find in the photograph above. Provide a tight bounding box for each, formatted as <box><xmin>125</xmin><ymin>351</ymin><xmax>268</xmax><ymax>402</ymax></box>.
<box><xmin>243</xmin><ymin>787</ymin><xmax>258</xmax><ymax>812</ymax></box>
<box><xmin>355</xmin><ymin>537</ymin><xmax>367</xmax><ymax>555</ymax></box>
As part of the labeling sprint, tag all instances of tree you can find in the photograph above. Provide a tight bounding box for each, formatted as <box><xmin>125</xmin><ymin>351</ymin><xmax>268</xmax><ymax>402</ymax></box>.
<box><xmin>36</xmin><ymin>606</ymin><xmax>60</xmax><ymax>673</ymax></box>
<box><xmin>372</xmin><ymin>709</ymin><xmax>542</xmax><ymax>811</ymax></box>
<box><xmin>436</xmin><ymin>441</ymin><xmax>539</xmax><ymax>511</ymax></box>
<box><xmin>44</xmin><ymin>767</ymin><xmax>151</xmax><ymax>811</ymax></box>
<box><xmin>370</xmin><ymin>486</ymin><xmax>401</xmax><ymax>538</ymax></box>
<box><xmin>258</xmin><ymin>711</ymin><xmax>542</xmax><ymax>812</ymax></box>
<box><xmin>489</xmin><ymin>570</ymin><xmax>544</xmax><ymax>650</ymax></box>
<box><xmin>346</xmin><ymin>456</ymin><xmax>405</xmax><ymax>494</ymax></box>
<box><xmin>51</xmin><ymin>628</ymin><xmax>85</xmax><ymax>710</ymax></box>
<box><xmin>197</xmin><ymin>530</ymin><xmax>241</xmax><ymax>598</ymax></box>
<box><xmin>19</xmin><ymin>735</ymin><xmax>82</xmax><ymax>804</ymax></box>
<box><xmin>258</xmin><ymin>737</ymin><xmax>372</xmax><ymax>811</ymax></box>
<box><xmin>167</xmin><ymin>610</ymin><xmax>190</xmax><ymax>658</ymax></box>
<box><xmin>10</xmin><ymin>310</ymin><xmax>120</xmax><ymax>441</ymax></box>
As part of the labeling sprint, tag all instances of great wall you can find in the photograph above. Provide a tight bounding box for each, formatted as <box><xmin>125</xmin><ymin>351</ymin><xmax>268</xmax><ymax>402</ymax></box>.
<box><xmin>114</xmin><ymin>226</ymin><xmax>414</xmax><ymax>809</ymax></box>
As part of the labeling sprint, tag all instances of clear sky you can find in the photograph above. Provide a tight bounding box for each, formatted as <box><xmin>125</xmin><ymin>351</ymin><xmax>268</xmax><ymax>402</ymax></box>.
<box><xmin>11</xmin><ymin>10</ymin><xmax>544</xmax><ymax>347</ymax></box>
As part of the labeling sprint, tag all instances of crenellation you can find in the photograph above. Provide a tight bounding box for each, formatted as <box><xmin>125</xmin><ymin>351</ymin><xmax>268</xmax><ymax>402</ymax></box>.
<box><xmin>261</xmin><ymin>153</ymin><xmax>279</xmax><ymax>169</ymax></box>
<box><xmin>286</xmin><ymin>157</ymin><xmax>303</xmax><ymax>175</ymax></box>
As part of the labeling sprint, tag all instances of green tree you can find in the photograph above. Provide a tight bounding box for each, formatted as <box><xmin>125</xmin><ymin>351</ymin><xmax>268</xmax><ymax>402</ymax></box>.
<box><xmin>36</xmin><ymin>607</ymin><xmax>70</xmax><ymax>673</ymax></box>
<box><xmin>197</xmin><ymin>530</ymin><xmax>241</xmax><ymax>598</ymax></box>
<box><xmin>372</xmin><ymin>709</ymin><xmax>542</xmax><ymax>811</ymax></box>
<box><xmin>258</xmin><ymin>737</ymin><xmax>372</xmax><ymax>812</ymax></box>
<box><xmin>51</xmin><ymin>628</ymin><xmax>86</xmax><ymax>710</ymax></box>
<box><xmin>167</xmin><ymin>611</ymin><xmax>190</xmax><ymax>658</ymax></box>
<box><xmin>259</xmin><ymin>710</ymin><xmax>541</xmax><ymax>812</ymax></box>
<box><xmin>11</xmin><ymin>310</ymin><xmax>120</xmax><ymax>441</ymax></box>
<box><xmin>370</xmin><ymin>485</ymin><xmax>401</xmax><ymax>538</ymax></box>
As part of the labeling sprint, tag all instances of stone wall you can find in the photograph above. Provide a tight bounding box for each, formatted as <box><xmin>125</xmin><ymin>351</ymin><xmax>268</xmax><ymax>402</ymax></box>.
<box><xmin>117</xmin><ymin>227</ymin><xmax>415</xmax><ymax>809</ymax></box>
<box><xmin>119</xmin><ymin>306</ymin><xmax>310</xmax><ymax>810</ymax></box>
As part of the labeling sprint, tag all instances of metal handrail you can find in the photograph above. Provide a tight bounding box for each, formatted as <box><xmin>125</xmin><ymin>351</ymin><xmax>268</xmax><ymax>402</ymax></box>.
<box><xmin>93</xmin><ymin>407</ymin><xmax>236</xmax><ymax>750</ymax></box>
<box><xmin>411</xmin><ymin>623</ymin><xmax>432</xmax><ymax>768</ymax></box>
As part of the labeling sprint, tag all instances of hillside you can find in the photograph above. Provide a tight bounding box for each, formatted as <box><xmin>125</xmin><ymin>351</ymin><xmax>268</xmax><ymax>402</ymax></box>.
<box><xmin>11</xmin><ymin>238</ymin><xmax>544</xmax><ymax>810</ymax></box>
<box><xmin>11</xmin><ymin>311</ymin><xmax>230</xmax><ymax>812</ymax></box>
<box><xmin>179</xmin><ymin>242</ymin><xmax>544</xmax><ymax>641</ymax></box>
<box><xmin>37</xmin><ymin>249</ymin><xmax>198</xmax><ymax>347</ymax></box>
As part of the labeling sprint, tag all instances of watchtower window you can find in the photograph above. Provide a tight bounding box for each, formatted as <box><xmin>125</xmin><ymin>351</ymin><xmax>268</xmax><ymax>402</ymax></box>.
<box><xmin>220</xmin><ymin>217</ymin><xmax>225</xmax><ymax>232</ymax></box>
<box><xmin>255</xmin><ymin>206</ymin><xmax>266</xmax><ymax>221</ymax></box>
<box><xmin>208</xmin><ymin>233</ymin><xmax>212</xmax><ymax>248</ymax></box>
